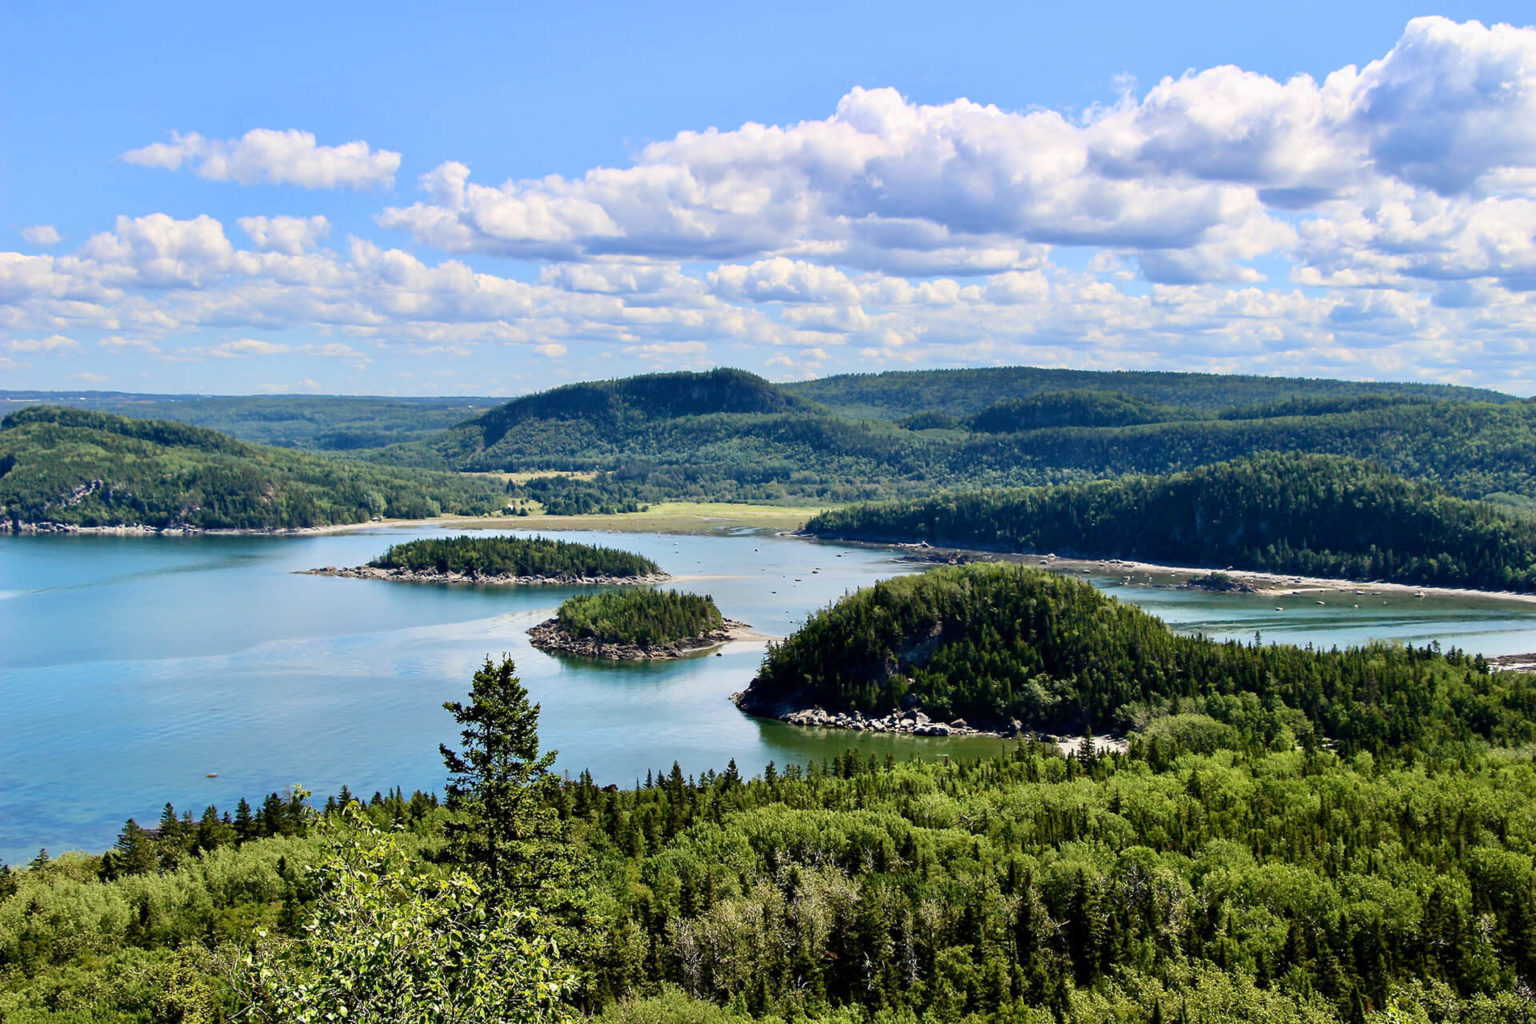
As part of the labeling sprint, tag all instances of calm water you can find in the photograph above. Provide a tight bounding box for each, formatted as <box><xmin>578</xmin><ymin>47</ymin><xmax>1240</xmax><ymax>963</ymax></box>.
<box><xmin>4</xmin><ymin>526</ymin><xmax>1536</xmax><ymax>863</ymax></box>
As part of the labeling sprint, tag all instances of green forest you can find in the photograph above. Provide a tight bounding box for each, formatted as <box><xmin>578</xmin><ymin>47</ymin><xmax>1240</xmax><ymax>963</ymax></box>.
<box><xmin>744</xmin><ymin>564</ymin><xmax>1536</xmax><ymax>747</ymax></box>
<box><xmin>369</xmin><ymin>535</ymin><xmax>662</xmax><ymax>579</ymax></box>
<box><xmin>364</xmin><ymin>369</ymin><xmax>1536</xmax><ymax>510</ymax></box>
<box><xmin>0</xmin><ymin>407</ymin><xmax>506</xmax><ymax>530</ymax></box>
<box><xmin>554</xmin><ymin>589</ymin><xmax>725</xmax><ymax>647</ymax></box>
<box><xmin>4</xmin><ymin>646</ymin><xmax>1535</xmax><ymax>1024</ymax></box>
<box><xmin>8</xmin><ymin>367</ymin><xmax>1536</xmax><ymax>518</ymax></box>
<box><xmin>804</xmin><ymin>453</ymin><xmax>1536</xmax><ymax>592</ymax></box>
<box><xmin>0</xmin><ymin>392</ymin><xmax>495</xmax><ymax>450</ymax></box>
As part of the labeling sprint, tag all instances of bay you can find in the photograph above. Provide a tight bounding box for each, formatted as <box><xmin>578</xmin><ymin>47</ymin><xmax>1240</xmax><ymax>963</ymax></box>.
<box><xmin>3</xmin><ymin>524</ymin><xmax>1536</xmax><ymax>864</ymax></box>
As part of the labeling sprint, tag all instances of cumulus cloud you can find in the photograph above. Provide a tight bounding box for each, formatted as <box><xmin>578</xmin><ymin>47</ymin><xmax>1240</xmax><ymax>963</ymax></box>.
<box><xmin>123</xmin><ymin>129</ymin><xmax>400</xmax><ymax>190</ymax></box>
<box><xmin>99</xmin><ymin>336</ymin><xmax>161</xmax><ymax>354</ymax></box>
<box><xmin>238</xmin><ymin>215</ymin><xmax>330</xmax><ymax>254</ymax></box>
<box><xmin>7</xmin><ymin>334</ymin><xmax>78</xmax><ymax>352</ymax></box>
<box><xmin>12</xmin><ymin>19</ymin><xmax>1536</xmax><ymax>395</ymax></box>
<box><xmin>20</xmin><ymin>225</ymin><xmax>62</xmax><ymax>247</ymax></box>
<box><xmin>375</xmin><ymin>17</ymin><xmax>1536</xmax><ymax>293</ymax></box>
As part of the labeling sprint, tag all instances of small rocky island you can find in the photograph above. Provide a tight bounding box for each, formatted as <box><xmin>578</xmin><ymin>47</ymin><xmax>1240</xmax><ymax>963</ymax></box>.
<box><xmin>303</xmin><ymin>534</ymin><xmax>668</xmax><ymax>586</ymax></box>
<box><xmin>529</xmin><ymin>588</ymin><xmax>750</xmax><ymax>660</ymax></box>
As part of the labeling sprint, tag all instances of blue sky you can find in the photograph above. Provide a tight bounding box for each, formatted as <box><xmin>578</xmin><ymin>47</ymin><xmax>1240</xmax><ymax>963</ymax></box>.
<box><xmin>5</xmin><ymin>2</ymin><xmax>1536</xmax><ymax>396</ymax></box>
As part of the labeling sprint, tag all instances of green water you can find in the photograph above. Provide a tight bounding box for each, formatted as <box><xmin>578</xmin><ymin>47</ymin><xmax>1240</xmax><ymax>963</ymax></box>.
<box><xmin>4</xmin><ymin>525</ymin><xmax>1535</xmax><ymax>862</ymax></box>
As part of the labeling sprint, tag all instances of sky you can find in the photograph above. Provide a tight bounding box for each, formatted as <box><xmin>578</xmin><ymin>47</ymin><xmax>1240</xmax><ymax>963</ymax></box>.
<box><xmin>6</xmin><ymin>2</ymin><xmax>1536</xmax><ymax>397</ymax></box>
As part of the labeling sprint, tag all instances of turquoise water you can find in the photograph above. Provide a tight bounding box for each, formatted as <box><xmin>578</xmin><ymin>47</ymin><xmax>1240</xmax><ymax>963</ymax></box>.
<box><xmin>4</xmin><ymin>526</ymin><xmax>1536</xmax><ymax>862</ymax></box>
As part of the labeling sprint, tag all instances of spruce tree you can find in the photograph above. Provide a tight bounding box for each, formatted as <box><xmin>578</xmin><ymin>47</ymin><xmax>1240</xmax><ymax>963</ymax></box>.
<box><xmin>440</xmin><ymin>654</ymin><xmax>565</xmax><ymax>907</ymax></box>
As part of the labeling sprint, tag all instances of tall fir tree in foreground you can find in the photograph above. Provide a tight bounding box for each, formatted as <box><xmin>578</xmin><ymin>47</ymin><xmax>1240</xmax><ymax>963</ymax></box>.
<box><xmin>441</xmin><ymin>654</ymin><xmax>570</xmax><ymax>907</ymax></box>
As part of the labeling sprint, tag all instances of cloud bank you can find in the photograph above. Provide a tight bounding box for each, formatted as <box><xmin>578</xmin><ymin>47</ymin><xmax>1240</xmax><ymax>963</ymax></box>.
<box><xmin>6</xmin><ymin>17</ymin><xmax>1536</xmax><ymax>394</ymax></box>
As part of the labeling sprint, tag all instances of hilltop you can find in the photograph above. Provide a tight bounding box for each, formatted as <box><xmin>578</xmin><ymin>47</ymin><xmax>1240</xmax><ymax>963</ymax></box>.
<box><xmin>365</xmin><ymin>367</ymin><xmax>1536</xmax><ymax>509</ymax></box>
<box><xmin>782</xmin><ymin>365</ymin><xmax>1511</xmax><ymax>420</ymax></box>
<box><xmin>0</xmin><ymin>406</ymin><xmax>506</xmax><ymax>532</ymax></box>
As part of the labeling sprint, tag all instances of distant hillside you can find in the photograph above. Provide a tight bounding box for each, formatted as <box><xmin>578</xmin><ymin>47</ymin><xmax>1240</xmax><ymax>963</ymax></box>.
<box><xmin>0</xmin><ymin>391</ymin><xmax>496</xmax><ymax>450</ymax></box>
<box><xmin>784</xmin><ymin>366</ymin><xmax>1512</xmax><ymax>421</ymax></box>
<box><xmin>414</xmin><ymin>368</ymin><xmax>820</xmax><ymax>464</ymax></box>
<box><xmin>369</xmin><ymin>367</ymin><xmax>1536</xmax><ymax>508</ymax></box>
<box><xmin>807</xmin><ymin>453</ymin><xmax>1536</xmax><ymax>592</ymax></box>
<box><xmin>739</xmin><ymin>563</ymin><xmax>1536</xmax><ymax>749</ymax></box>
<box><xmin>0</xmin><ymin>407</ymin><xmax>506</xmax><ymax>531</ymax></box>
<box><xmin>966</xmin><ymin>390</ymin><xmax>1196</xmax><ymax>431</ymax></box>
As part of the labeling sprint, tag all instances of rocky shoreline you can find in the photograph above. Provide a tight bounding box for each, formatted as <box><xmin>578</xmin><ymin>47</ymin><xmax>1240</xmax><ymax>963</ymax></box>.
<box><xmin>528</xmin><ymin>618</ymin><xmax>752</xmax><ymax>660</ymax></box>
<box><xmin>1</xmin><ymin>519</ymin><xmax>344</xmax><ymax>536</ymax></box>
<box><xmin>300</xmin><ymin>564</ymin><xmax>671</xmax><ymax>587</ymax></box>
<box><xmin>729</xmin><ymin>695</ymin><xmax>1131</xmax><ymax>753</ymax></box>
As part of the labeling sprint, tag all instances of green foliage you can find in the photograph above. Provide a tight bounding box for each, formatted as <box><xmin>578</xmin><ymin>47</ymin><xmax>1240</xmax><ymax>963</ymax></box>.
<box><xmin>747</xmin><ymin>563</ymin><xmax>1536</xmax><ymax>750</ymax></box>
<box><xmin>238</xmin><ymin>802</ymin><xmax>571</xmax><ymax>1024</ymax></box>
<box><xmin>370</xmin><ymin>535</ymin><xmax>660</xmax><ymax>579</ymax></box>
<box><xmin>368</xmin><ymin>368</ymin><xmax>1536</xmax><ymax>508</ymax></box>
<box><xmin>0</xmin><ymin>407</ymin><xmax>505</xmax><ymax>530</ymax></box>
<box><xmin>786</xmin><ymin>366</ymin><xmax>1506</xmax><ymax>421</ymax></box>
<box><xmin>441</xmin><ymin>656</ymin><xmax>567</xmax><ymax>905</ymax></box>
<box><xmin>806</xmin><ymin>453</ymin><xmax>1536</xmax><ymax>592</ymax></box>
<box><xmin>555</xmin><ymin>590</ymin><xmax>724</xmax><ymax>648</ymax></box>
<box><xmin>0</xmin><ymin>391</ymin><xmax>496</xmax><ymax>450</ymax></box>
<box><xmin>967</xmin><ymin>390</ymin><xmax>1195</xmax><ymax>432</ymax></box>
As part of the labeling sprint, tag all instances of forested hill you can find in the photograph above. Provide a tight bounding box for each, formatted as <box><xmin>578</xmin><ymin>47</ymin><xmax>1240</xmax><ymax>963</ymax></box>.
<box><xmin>366</xmin><ymin>367</ymin><xmax>1536</xmax><ymax>508</ymax></box>
<box><xmin>0</xmin><ymin>391</ymin><xmax>495</xmax><ymax>450</ymax></box>
<box><xmin>409</xmin><ymin>368</ymin><xmax>821</xmax><ymax>465</ymax></box>
<box><xmin>0</xmin><ymin>407</ymin><xmax>506</xmax><ymax>531</ymax></box>
<box><xmin>784</xmin><ymin>365</ymin><xmax>1512</xmax><ymax>421</ymax></box>
<box><xmin>806</xmin><ymin>453</ymin><xmax>1536</xmax><ymax>592</ymax></box>
<box><xmin>743</xmin><ymin>563</ymin><xmax>1536</xmax><ymax>750</ymax></box>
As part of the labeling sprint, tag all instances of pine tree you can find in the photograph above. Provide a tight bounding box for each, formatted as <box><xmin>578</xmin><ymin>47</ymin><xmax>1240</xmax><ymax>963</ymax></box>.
<box><xmin>440</xmin><ymin>654</ymin><xmax>565</xmax><ymax>907</ymax></box>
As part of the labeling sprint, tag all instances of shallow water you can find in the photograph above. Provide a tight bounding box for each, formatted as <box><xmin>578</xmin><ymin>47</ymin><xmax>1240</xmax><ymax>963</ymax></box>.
<box><xmin>3</xmin><ymin>526</ymin><xmax>1535</xmax><ymax>862</ymax></box>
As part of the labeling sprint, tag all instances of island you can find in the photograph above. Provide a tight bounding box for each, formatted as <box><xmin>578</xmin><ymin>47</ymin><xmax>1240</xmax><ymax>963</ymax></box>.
<box><xmin>304</xmin><ymin>534</ymin><xmax>667</xmax><ymax>585</ymax></box>
<box><xmin>528</xmin><ymin>588</ymin><xmax>751</xmax><ymax>660</ymax></box>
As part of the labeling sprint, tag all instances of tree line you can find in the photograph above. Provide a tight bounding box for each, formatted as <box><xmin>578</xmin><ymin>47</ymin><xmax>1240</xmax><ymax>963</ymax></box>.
<box><xmin>0</xmin><ymin>407</ymin><xmax>507</xmax><ymax>530</ymax></box>
<box><xmin>805</xmin><ymin>453</ymin><xmax>1536</xmax><ymax>592</ymax></box>
<box><xmin>554</xmin><ymin>590</ymin><xmax>725</xmax><ymax>647</ymax></box>
<box><xmin>370</xmin><ymin>535</ymin><xmax>662</xmax><ymax>578</ymax></box>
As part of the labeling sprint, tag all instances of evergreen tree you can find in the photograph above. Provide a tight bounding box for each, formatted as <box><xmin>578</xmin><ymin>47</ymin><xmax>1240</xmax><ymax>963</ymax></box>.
<box><xmin>440</xmin><ymin>655</ymin><xmax>566</xmax><ymax>907</ymax></box>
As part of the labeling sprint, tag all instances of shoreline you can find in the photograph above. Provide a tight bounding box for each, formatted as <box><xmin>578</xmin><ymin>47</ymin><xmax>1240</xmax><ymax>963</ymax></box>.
<box><xmin>528</xmin><ymin>618</ymin><xmax>765</xmax><ymax>660</ymax></box>
<box><xmin>299</xmin><ymin>564</ymin><xmax>671</xmax><ymax>587</ymax></box>
<box><xmin>0</xmin><ymin>501</ymin><xmax>824</xmax><ymax>539</ymax></box>
<box><xmin>729</xmin><ymin>691</ymin><xmax>1131</xmax><ymax>753</ymax></box>
<box><xmin>849</xmin><ymin>539</ymin><xmax>1536</xmax><ymax>609</ymax></box>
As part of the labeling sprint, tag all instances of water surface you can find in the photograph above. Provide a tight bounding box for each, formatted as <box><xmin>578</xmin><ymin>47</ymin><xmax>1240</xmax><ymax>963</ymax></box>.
<box><xmin>4</xmin><ymin>526</ymin><xmax>1535</xmax><ymax>862</ymax></box>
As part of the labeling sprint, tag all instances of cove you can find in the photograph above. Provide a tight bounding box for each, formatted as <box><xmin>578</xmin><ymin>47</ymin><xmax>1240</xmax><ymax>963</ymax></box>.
<box><xmin>4</xmin><ymin>524</ymin><xmax>1536</xmax><ymax>863</ymax></box>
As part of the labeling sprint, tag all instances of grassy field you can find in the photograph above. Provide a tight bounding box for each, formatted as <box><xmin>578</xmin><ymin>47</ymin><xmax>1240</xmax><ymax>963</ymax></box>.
<box><xmin>433</xmin><ymin>501</ymin><xmax>830</xmax><ymax>535</ymax></box>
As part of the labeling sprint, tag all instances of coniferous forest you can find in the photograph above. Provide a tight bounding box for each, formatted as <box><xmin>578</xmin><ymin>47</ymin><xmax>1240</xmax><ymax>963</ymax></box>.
<box><xmin>804</xmin><ymin>453</ymin><xmax>1536</xmax><ymax>592</ymax></box>
<box><xmin>4</xmin><ymin>645</ymin><xmax>1535</xmax><ymax>1023</ymax></box>
<box><xmin>553</xmin><ymin>590</ymin><xmax>725</xmax><ymax>647</ymax></box>
<box><xmin>367</xmin><ymin>535</ymin><xmax>662</xmax><ymax>579</ymax></box>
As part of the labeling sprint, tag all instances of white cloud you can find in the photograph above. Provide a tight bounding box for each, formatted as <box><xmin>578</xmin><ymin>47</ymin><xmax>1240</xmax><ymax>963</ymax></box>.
<box><xmin>13</xmin><ymin>19</ymin><xmax>1536</xmax><ymax>395</ymax></box>
<box><xmin>123</xmin><ymin>129</ymin><xmax>400</xmax><ymax>190</ymax></box>
<box><xmin>98</xmin><ymin>336</ymin><xmax>161</xmax><ymax>354</ymax></box>
<box><xmin>7</xmin><ymin>334</ymin><xmax>77</xmax><ymax>352</ymax></box>
<box><xmin>238</xmin><ymin>215</ymin><xmax>330</xmax><ymax>254</ymax></box>
<box><xmin>20</xmin><ymin>225</ymin><xmax>62</xmax><ymax>247</ymax></box>
<box><xmin>75</xmin><ymin>371</ymin><xmax>109</xmax><ymax>384</ymax></box>
<box><xmin>213</xmin><ymin>338</ymin><xmax>290</xmax><ymax>357</ymax></box>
